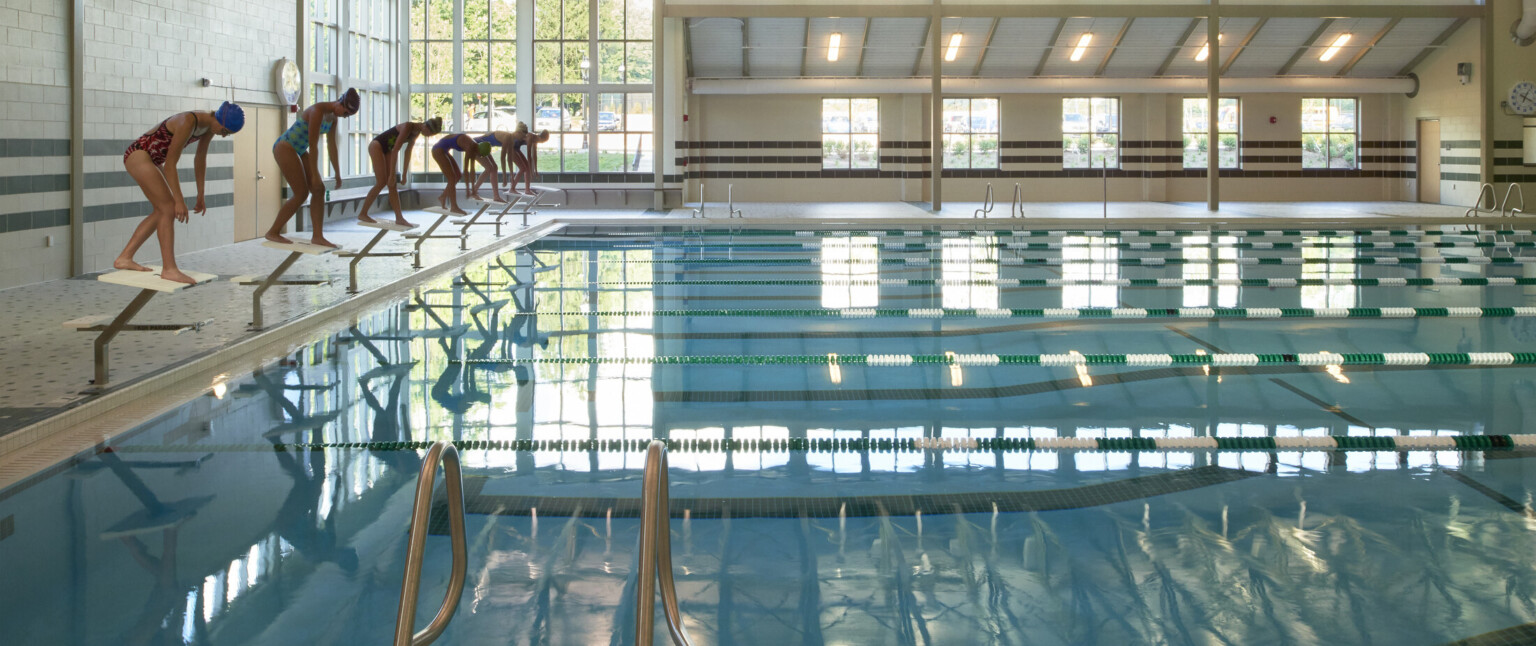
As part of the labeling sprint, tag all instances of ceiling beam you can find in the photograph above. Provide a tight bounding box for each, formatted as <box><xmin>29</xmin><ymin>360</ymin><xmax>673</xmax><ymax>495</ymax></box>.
<box><xmin>799</xmin><ymin>17</ymin><xmax>811</xmax><ymax>77</ymax></box>
<box><xmin>1336</xmin><ymin>17</ymin><xmax>1400</xmax><ymax>76</ymax></box>
<box><xmin>1032</xmin><ymin>18</ymin><xmax>1066</xmax><ymax>78</ymax></box>
<box><xmin>1220</xmin><ymin>17</ymin><xmax>1267</xmax><ymax>76</ymax></box>
<box><xmin>1395</xmin><ymin>17</ymin><xmax>1468</xmax><ymax>77</ymax></box>
<box><xmin>1155</xmin><ymin>19</ymin><xmax>1199</xmax><ymax>77</ymax></box>
<box><xmin>664</xmin><ymin>4</ymin><xmax>1482</xmax><ymax>20</ymax></box>
<box><xmin>854</xmin><ymin>18</ymin><xmax>871</xmax><ymax>77</ymax></box>
<box><xmin>1094</xmin><ymin>18</ymin><xmax>1133</xmax><ymax>77</ymax></box>
<box><xmin>971</xmin><ymin>17</ymin><xmax>1000</xmax><ymax>77</ymax></box>
<box><xmin>911</xmin><ymin>16</ymin><xmax>932</xmax><ymax>77</ymax></box>
<box><xmin>1276</xmin><ymin>18</ymin><xmax>1335</xmax><ymax>76</ymax></box>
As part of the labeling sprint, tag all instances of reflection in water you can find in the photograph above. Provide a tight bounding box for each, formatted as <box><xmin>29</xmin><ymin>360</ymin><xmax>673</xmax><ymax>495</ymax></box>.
<box><xmin>1301</xmin><ymin>235</ymin><xmax>1358</xmax><ymax>308</ymax></box>
<box><xmin>1061</xmin><ymin>235</ymin><xmax>1119</xmax><ymax>307</ymax></box>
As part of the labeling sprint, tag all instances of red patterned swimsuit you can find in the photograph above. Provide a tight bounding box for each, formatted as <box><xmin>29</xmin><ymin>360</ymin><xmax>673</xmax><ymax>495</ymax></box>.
<box><xmin>123</xmin><ymin>121</ymin><xmax>176</xmax><ymax>166</ymax></box>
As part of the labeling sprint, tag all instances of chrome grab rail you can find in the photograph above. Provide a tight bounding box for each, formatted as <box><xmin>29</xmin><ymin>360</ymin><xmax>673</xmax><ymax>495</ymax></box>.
<box><xmin>1502</xmin><ymin>183</ymin><xmax>1526</xmax><ymax>217</ymax></box>
<box><xmin>973</xmin><ymin>183</ymin><xmax>994</xmax><ymax>218</ymax></box>
<box><xmin>1466</xmin><ymin>183</ymin><xmax>1499</xmax><ymax>217</ymax></box>
<box><xmin>393</xmin><ymin>441</ymin><xmax>469</xmax><ymax>646</ymax></box>
<box><xmin>636</xmin><ymin>440</ymin><xmax>692</xmax><ymax>646</ymax></box>
<box><xmin>690</xmin><ymin>184</ymin><xmax>705</xmax><ymax>218</ymax></box>
<box><xmin>726</xmin><ymin>184</ymin><xmax>743</xmax><ymax>218</ymax></box>
<box><xmin>1010</xmin><ymin>182</ymin><xmax>1024</xmax><ymax>218</ymax></box>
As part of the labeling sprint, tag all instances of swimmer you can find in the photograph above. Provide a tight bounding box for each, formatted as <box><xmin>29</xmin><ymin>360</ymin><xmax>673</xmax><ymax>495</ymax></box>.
<box><xmin>264</xmin><ymin>88</ymin><xmax>361</xmax><ymax>248</ymax></box>
<box><xmin>357</xmin><ymin>116</ymin><xmax>443</xmax><ymax>228</ymax></box>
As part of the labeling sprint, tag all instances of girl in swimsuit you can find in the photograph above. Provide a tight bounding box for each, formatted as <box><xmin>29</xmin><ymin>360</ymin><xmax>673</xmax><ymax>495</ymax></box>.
<box><xmin>503</xmin><ymin>125</ymin><xmax>551</xmax><ymax>197</ymax></box>
<box><xmin>358</xmin><ymin>116</ymin><xmax>442</xmax><ymax>227</ymax></box>
<box><xmin>465</xmin><ymin>132</ymin><xmax>508</xmax><ymax>202</ymax></box>
<box><xmin>431</xmin><ymin>133</ymin><xmax>493</xmax><ymax>215</ymax></box>
<box><xmin>264</xmin><ymin>88</ymin><xmax>361</xmax><ymax>248</ymax></box>
<box><xmin>114</xmin><ymin>102</ymin><xmax>244</xmax><ymax>284</ymax></box>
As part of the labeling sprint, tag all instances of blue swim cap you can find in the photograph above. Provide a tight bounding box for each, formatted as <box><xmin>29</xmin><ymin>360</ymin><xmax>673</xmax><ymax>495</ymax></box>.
<box><xmin>215</xmin><ymin>101</ymin><xmax>244</xmax><ymax>133</ymax></box>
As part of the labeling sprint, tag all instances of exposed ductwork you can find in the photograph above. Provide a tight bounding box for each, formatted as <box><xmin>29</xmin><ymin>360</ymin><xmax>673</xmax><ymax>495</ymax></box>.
<box><xmin>689</xmin><ymin>76</ymin><xmax>1419</xmax><ymax>95</ymax></box>
<box><xmin>1515</xmin><ymin>0</ymin><xmax>1536</xmax><ymax>46</ymax></box>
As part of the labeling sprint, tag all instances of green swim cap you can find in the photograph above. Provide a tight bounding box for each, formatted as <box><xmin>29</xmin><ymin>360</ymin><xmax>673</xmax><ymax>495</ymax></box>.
<box><xmin>477</xmin><ymin>141</ymin><xmax>493</xmax><ymax>157</ymax></box>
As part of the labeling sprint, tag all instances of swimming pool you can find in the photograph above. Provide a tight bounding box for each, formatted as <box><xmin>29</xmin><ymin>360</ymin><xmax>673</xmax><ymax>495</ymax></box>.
<box><xmin>4</xmin><ymin>222</ymin><xmax>1536</xmax><ymax>645</ymax></box>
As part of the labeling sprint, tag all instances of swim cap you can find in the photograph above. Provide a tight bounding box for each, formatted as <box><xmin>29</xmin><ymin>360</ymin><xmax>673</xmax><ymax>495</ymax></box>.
<box><xmin>215</xmin><ymin>101</ymin><xmax>244</xmax><ymax>133</ymax></box>
<box><xmin>477</xmin><ymin>141</ymin><xmax>493</xmax><ymax>157</ymax></box>
<box><xmin>339</xmin><ymin>88</ymin><xmax>361</xmax><ymax>113</ymax></box>
<box><xmin>424</xmin><ymin>116</ymin><xmax>443</xmax><ymax>135</ymax></box>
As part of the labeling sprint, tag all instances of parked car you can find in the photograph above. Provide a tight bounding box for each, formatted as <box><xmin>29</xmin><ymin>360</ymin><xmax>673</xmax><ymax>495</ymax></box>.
<box><xmin>461</xmin><ymin>107</ymin><xmax>518</xmax><ymax>133</ymax></box>
<box><xmin>597</xmin><ymin>111</ymin><xmax>620</xmax><ymax>131</ymax></box>
<box><xmin>535</xmin><ymin>106</ymin><xmax>569</xmax><ymax>132</ymax></box>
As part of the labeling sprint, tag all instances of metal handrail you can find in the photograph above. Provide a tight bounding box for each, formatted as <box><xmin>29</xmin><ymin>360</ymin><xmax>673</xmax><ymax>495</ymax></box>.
<box><xmin>393</xmin><ymin>441</ymin><xmax>469</xmax><ymax>646</ymax></box>
<box><xmin>973</xmin><ymin>183</ymin><xmax>994</xmax><ymax>218</ymax></box>
<box><xmin>726</xmin><ymin>184</ymin><xmax>743</xmax><ymax>218</ymax></box>
<box><xmin>1502</xmin><ymin>183</ymin><xmax>1526</xmax><ymax>217</ymax></box>
<box><xmin>1466</xmin><ymin>183</ymin><xmax>1499</xmax><ymax>217</ymax></box>
<box><xmin>636</xmin><ymin>440</ymin><xmax>692</xmax><ymax>646</ymax></box>
<box><xmin>1010</xmin><ymin>183</ymin><xmax>1024</xmax><ymax>218</ymax></box>
<box><xmin>690</xmin><ymin>184</ymin><xmax>705</xmax><ymax>218</ymax></box>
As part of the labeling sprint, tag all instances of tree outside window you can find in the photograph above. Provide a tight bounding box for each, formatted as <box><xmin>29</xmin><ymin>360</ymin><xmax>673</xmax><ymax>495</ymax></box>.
<box><xmin>942</xmin><ymin>98</ymin><xmax>999</xmax><ymax>170</ymax></box>
<box><xmin>1183</xmin><ymin>97</ymin><xmax>1239</xmax><ymax>169</ymax></box>
<box><xmin>1302</xmin><ymin>98</ymin><xmax>1357</xmax><ymax>169</ymax></box>
<box><xmin>822</xmin><ymin>98</ymin><xmax>879</xmax><ymax>170</ymax></box>
<box><xmin>1062</xmin><ymin>98</ymin><xmax>1119</xmax><ymax>169</ymax></box>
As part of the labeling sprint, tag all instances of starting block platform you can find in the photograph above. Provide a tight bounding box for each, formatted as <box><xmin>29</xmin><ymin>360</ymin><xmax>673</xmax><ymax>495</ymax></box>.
<box><xmin>234</xmin><ymin>241</ymin><xmax>339</xmax><ymax>330</ymax></box>
<box><xmin>66</xmin><ymin>266</ymin><xmax>218</xmax><ymax>390</ymax></box>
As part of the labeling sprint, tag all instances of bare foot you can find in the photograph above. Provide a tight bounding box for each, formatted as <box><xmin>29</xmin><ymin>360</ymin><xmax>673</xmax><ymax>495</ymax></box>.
<box><xmin>265</xmin><ymin>232</ymin><xmax>293</xmax><ymax>244</ymax></box>
<box><xmin>393</xmin><ymin>218</ymin><xmax>416</xmax><ymax>228</ymax></box>
<box><xmin>160</xmin><ymin>268</ymin><xmax>197</xmax><ymax>285</ymax></box>
<box><xmin>113</xmin><ymin>257</ymin><xmax>152</xmax><ymax>272</ymax></box>
<box><xmin>358</xmin><ymin>214</ymin><xmax>378</xmax><ymax>224</ymax></box>
<box><xmin>309</xmin><ymin>236</ymin><xmax>340</xmax><ymax>249</ymax></box>
<box><xmin>450</xmin><ymin>207</ymin><xmax>468</xmax><ymax>215</ymax></box>
<box><xmin>438</xmin><ymin>194</ymin><xmax>448</xmax><ymax>209</ymax></box>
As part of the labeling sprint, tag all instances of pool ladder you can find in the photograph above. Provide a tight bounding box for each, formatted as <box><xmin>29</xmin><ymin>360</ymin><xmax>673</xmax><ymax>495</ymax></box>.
<box><xmin>1465</xmin><ymin>182</ymin><xmax>1527</xmax><ymax>217</ymax></box>
<box><xmin>689</xmin><ymin>184</ymin><xmax>743</xmax><ymax>219</ymax></box>
<box><xmin>393</xmin><ymin>442</ymin><xmax>468</xmax><ymax>646</ymax></box>
<box><xmin>636</xmin><ymin>440</ymin><xmax>693</xmax><ymax>646</ymax></box>
<box><xmin>974</xmin><ymin>183</ymin><xmax>1025</xmax><ymax>218</ymax></box>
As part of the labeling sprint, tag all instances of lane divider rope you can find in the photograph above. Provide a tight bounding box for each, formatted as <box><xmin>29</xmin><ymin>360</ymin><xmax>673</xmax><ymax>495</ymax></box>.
<box><xmin>535</xmin><ymin>240</ymin><xmax>1536</xmax><ymax>251</ymax></box>
<box><xmin>548</xmin><ymin>277</ymin><xmax>1536</xmax><ymax>288</ymax></box>
<box><xmin>450</xmin><ymin>351</ymin><xmax>1536</xmax><ymax>366</ymax></box>
<box><xmin>510</xmin><ymin>256</ymin><xmax>1528</xmax><ymax>266</ymax></box>
<box><xmin>116</xmin><ymin>435</ymin><xmax>1534</xmax><ymax>453</ymax></box>
<box><xmin>612</xmin><ymin>228</ymin><xmax>1535</xmax><ymax>238</ymax></box>
<box><xmin>476</xmin><ymin>306</ymin><xmax>1536</xmax><ymax>320</ymax></box>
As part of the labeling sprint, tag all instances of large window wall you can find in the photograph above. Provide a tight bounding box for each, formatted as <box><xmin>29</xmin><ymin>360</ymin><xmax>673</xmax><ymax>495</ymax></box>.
<box><xmin>308</xmin><ymin>0</ymin><xmax>398</xmax><ymax>178</ymax></box>
<box><xmin>409</xmin><ymin>0</ymin><xmax>653</xmax><ymax>178</ymax></box>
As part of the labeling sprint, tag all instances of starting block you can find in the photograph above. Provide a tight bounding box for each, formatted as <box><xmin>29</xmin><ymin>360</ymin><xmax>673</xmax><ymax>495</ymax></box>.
<box><xmin>66</xmin><ymin>266</ymin><xmax>217</xmax><ymax>390</ymax></box>
<box><xmin>337</xmin><ymin>220</ymin><xmax>418</xmax><ymax>293</ymax></box>
<box><xmin>235</xmin><ymin>240</ymin><xmax>337</xmax><ymax>331</ymax></box>
<box><xmin>404</xmin><ymin>207</ymin><xmax>469</xmax><ymax>268</ymax></box>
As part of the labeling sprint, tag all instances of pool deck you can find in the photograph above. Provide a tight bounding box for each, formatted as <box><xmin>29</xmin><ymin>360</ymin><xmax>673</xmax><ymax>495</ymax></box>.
<box><xmin>0</xmin><ymin>199</ymin><xmax>1520</xmax><ymax>487</ymax></box>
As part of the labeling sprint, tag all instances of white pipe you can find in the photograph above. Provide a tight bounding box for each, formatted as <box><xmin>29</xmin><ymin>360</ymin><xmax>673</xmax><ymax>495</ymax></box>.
<box><xmin>1515</xmin><ymin>0</ymin><xmax>1536</xmax><ymax>44</ymax></box>
<box><xmin>690</xmin><ymin>76</ymin><xmax>1418</xmax><ymax>95</ymax></box>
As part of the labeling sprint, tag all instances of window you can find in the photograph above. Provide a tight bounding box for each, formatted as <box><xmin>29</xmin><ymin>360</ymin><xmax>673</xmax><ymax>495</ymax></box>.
<box><xmin>529</xmin><ymin>0</ymin><xmax>653</xmax><ymax>173</ymax></box>
<box><xmin>1300</xmin><ymin>237</ymin><xmax>1356</xmax><ymax>308</ymax></box>
<box><xmin>596</xmin><ymin>93</ymin><xmax>653</xmax><ymax>172</ymax></box>
<box><xmin>1182</xmin><ymin>236</ymin><xmax>1238</xmax><ymax>307</ymax></box>
<box><xmin>1062</xmin><ymin>98</ymin><xmax>1119</xmax><ymax>169</ymax></box>
<box><xmin>535</xmin><ymin>0</ymin><xmax>591</xmax><ymax>84</ymax></box>
<box><xmin>462</xmin><ymin>0</ymin><xmax>517</xmax><ymax>85</ymax></box>
<box><xmin>307</xmin><ymin>0</ymin><xmax>396</xmax><ymax>176</ymax></box>
<box><xmin>597</xmin><ymin>0</ymin><xmax>653</xmax><ymax>84</ymax></box>
<box><xmin>409</xmin><ymin>0</ymin><xmax>452</xmax><ymax>84</ymax></box>
<box><xmin>1183</xmin><ymin>97</ymin><xmax>1240</xmax><ymax>169</ymax></box>
<box><xmin>1302</xmin><ymin>98</ymin><xmax>1357</xmax><ymax>169</ymax></box>
<box><xmin>535</xmin><ymin>92</ymin><xmax>589</xmax><ymax>172</ymax></box>
<box><xmin>942</xmin><ymin>98</ymin><xmax>999</xmax><ymax>169</ymax></box>
<box><xmin>1062</xmin><ymin>236</ymin><xmax>1118</xmax><ymax>308</ymax></box>
<box><xmin>407</xmin><ymin>93</ymin><xmax>451</xmax><ymax>176</ymax></box>
<box><xmin>821</xmin><ymin>98</ymin><xmax>879</xmax><ymax>170</ymax></box>
<box><xmin>942</xmin><ymin>237</ymin><xmax>998</xmax><ymax>309</ymax></box>
<box><xmin>821</xmin><ymin>236</ymin><xmax>878</xmax><ymax>309</ymax></box>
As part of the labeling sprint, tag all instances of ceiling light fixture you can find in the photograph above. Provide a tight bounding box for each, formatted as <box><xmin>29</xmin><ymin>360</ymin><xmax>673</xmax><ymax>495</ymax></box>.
<box><xmin>945</xmin><ymin>33</ymin><xmax>963</xmax><ymax>62</ymax></box>
<box><xmin>828</xmin><ymin>33</ymin><xmax>841</xmax><ymax>62</ymax></box>
<box><xmin>1070</xmin><ymin>33</ymin><xmax>1093</xmax><ymax>62</ymax></box>
<box><xmin>1319</xmin><ymin>33</ymin><xmax>1352</xmax><ymax>62</ymax></box>
<box><xmin>1195</xmin><ymin>34</ymin><xmax>1223</xmax><ymax>62</ymax></box>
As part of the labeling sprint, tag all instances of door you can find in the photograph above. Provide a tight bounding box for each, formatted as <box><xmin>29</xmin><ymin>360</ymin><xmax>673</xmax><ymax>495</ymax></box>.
<box><xmin>1418</xmin><ymin>119</ymin><xmax>1441</xmax><ymax>204</ymax></box>
<box><xmin>232</xmin><ymin>107</ymin><xmax>285</xmax><ymax>242</ymax></box>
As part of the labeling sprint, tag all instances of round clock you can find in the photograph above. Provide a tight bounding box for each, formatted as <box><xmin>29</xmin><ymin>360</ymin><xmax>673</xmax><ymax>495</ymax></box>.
<box><xmin>1510</xmin><ymin>81</ymin><xmax>1536</xmax><ymax>116</ymax></box>
<box><xmin>273</xmin><ymin>58</ymin><xmax>302</xmax><ymax>106</ymax></box>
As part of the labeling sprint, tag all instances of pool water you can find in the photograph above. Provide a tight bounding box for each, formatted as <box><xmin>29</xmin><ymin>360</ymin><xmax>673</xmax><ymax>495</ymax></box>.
<box><xmin>4</xmin><ymin>224</ymin><xmax>1536</xmax><ymax>645</ymax></box>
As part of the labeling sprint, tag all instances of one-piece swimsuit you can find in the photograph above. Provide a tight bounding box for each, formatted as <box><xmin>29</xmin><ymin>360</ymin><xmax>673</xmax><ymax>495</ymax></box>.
<box><xmin>275</xmin><ymin>113</ymin><xmax>335</xmax><ymax>155</ymax></box>
<box><xmin>124</xmin><ymin>114</ymin><xmax>210</xmax><ymax>166</ymax></box>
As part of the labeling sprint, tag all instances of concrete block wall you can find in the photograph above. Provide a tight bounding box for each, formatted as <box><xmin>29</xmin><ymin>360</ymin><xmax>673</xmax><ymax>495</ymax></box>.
<box><xmin>1393</xmin><ymin>17</ymin><xmax>1485</xmax><ymax>206</ymax></box>
<box><xmin>0</xmin><ymin>0</ymin><xmax>294</xmax><ymax>289</ymax></box>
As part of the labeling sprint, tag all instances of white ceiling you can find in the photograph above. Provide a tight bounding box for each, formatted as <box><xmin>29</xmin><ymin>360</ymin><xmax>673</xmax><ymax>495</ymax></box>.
<box><xmin>687</xmin><ymin>15</ymin><xmax>1463</xmax><ymax>79</ymax></box>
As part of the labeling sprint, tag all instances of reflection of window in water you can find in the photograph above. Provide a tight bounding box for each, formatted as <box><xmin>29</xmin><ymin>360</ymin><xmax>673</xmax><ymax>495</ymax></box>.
<box><xmin>822</xmin><ymin>236</ymin><xmax>878</xmax><ymax>308</ymax></box>
<box><xmin>1300</xmin><ymin>236</ymin><xmax>1356</xmax><ymax>308</ymax></box>
<box><xmin>942</xmin><ymin>237</ymin><xmax>999</xmax><ymax>309</ymax></box>
<box><xmin>869</xmin><ymin>428</ymin><xmax>925</xmax><ymax>471</ymax></box>
<box><xmin>1062</xmin><ymin>236</ymin><xmax>1118</xmax><ymax>308</ymax></box>
<box><xmin>1182</xmin><ymin>235</ymin><xmax>1239</xmax><ymax>307</ymax></box>
<box><xmin>808</xmin><ymin>429</ymin><xmax>864</xmax><ymax>473</ymax></box>
<box><xmin>729</xmin><ymin>426</ymin><xmax>790</xmax><ymax>471</ymax></box>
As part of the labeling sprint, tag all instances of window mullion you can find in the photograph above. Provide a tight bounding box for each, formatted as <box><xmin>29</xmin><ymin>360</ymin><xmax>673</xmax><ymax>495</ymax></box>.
<box><xmin>588</xmin><ymin>0</ymin><xmax>598</xmax><ymax>172</ymax></box>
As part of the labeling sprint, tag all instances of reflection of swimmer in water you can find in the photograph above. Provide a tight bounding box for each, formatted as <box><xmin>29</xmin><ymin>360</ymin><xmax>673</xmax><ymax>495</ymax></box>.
<box><xmin>424</xmin><ymin>297</ymin><xmax>494</xmax><ymax>414</ymax></box>
<box><xmin>353</xmin><ymin>328</ymin><xmax>423</xmax><ymax>475</ymax></box>
<box><xmin>270</xmin><ymin>445</ymin><xmax>359</xmax><ymax>573</ymax></box>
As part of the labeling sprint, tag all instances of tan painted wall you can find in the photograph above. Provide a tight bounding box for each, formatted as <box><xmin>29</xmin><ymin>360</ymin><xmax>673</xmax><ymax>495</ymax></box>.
<box><xmin>1391</xmin><ymin>18</ymin><xmax>1484</xmax><ymax>205</ymax></box>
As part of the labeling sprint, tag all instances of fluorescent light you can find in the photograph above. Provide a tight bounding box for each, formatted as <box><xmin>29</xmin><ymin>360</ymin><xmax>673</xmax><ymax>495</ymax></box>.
<box><xmin>1319</xmin><ymin>33</ymin><xmax>1351</xmax><ymax>62</ymax></box>
<box><xmin>1070</xmin><ymin>33</ymin><xmax>1093</xmax><ymax>62</ymax></box>
<box><xmin>945</xmin><ymin>33</ymin><xmax>963</xmax><ymax>62</ymax></box>
<box><xmin>1195</xmin><ymin>34</ymin><xmax>1222</xmax><ymax>62</ymax></box>
<box><xmin>828</xmin><ymin>33</ymin><xmax>841</xmax><ymax>62</ymax></box>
